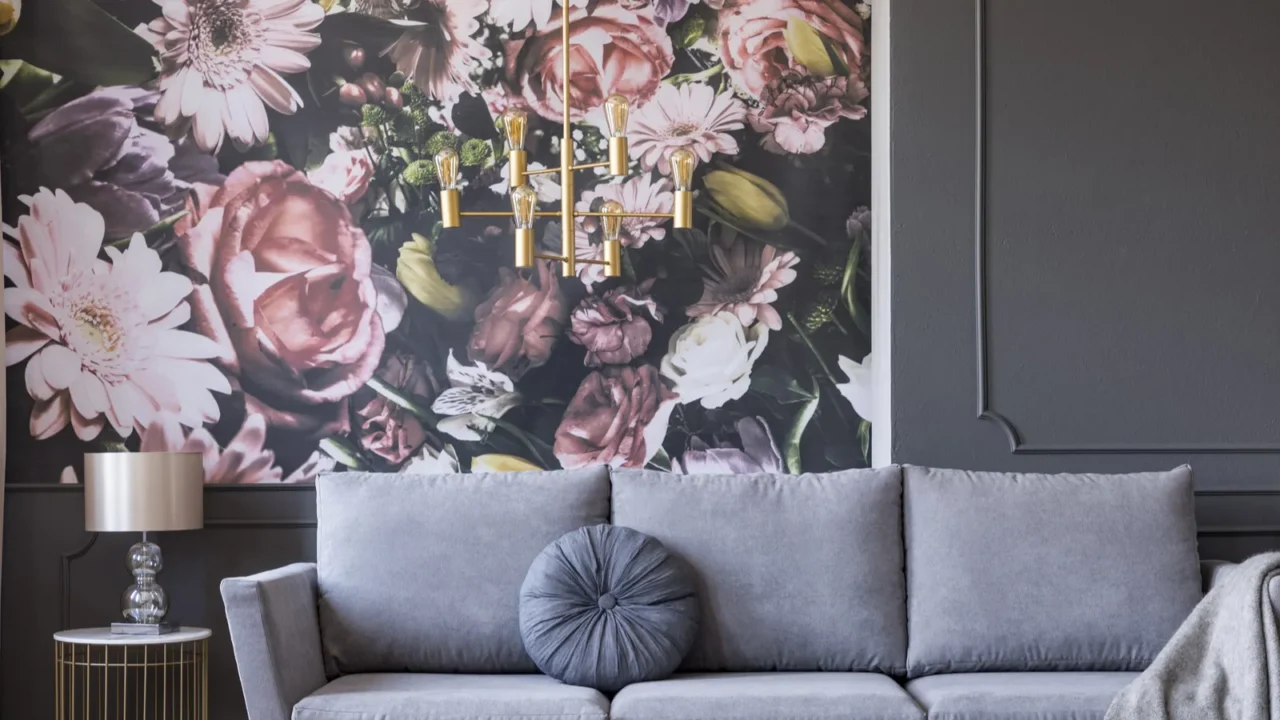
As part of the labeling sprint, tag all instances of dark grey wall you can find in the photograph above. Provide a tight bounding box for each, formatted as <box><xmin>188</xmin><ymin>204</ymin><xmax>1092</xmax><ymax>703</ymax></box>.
<box><xmin>2</xmin><ymin>487</ymin><xmax>316</xmax><ymax>719</ymax></box>
<box><xmin>890</xmin><ymin>0</ymin><xmax>1280</xmax><ymax>560</ymax></box>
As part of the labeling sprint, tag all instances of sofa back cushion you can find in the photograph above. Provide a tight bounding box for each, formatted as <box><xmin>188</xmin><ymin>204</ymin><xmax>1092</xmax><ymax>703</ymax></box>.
<box><xmin>316</xmin><ymin>469</ymin><xmax>610</xmax><ymax>674</ymax></box>
<box><xmin>611</xmin><ymin>467</ymin><xmax>906</xmax><ymax>673</ymax></box>
<box><xmin>903</xmin><ymin>465</ymin><xmax>1202</xmax><ymax>678</ymax></box>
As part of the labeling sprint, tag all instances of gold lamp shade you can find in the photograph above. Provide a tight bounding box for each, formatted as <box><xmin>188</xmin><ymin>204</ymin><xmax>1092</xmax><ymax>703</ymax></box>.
<box><xmin>85</xmin><ymin>453</ymin><xmax>204</xmax><ymax>533</ymax></box>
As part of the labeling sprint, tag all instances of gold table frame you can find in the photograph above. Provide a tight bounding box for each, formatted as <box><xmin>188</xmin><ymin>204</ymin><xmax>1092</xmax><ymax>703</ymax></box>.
<box><xmin>54</xmin><ymin>627</ymin><xmax>209</xmax><ymax>720</ymax></box>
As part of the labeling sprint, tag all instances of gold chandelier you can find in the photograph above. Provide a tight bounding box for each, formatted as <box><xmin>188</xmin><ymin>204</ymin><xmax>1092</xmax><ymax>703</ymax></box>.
<box><xmin>434</xmin><ymin>1</ymin><xmax>695</xmax><ymax>279</ymax></box>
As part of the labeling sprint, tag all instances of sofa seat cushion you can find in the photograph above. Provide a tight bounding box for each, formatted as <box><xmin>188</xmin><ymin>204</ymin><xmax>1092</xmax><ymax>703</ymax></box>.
<box><xmin>611</xmin><ymin>672</ymin><xmax>925</xmax><ymax>720</ymax></box>
<box><xmin>291</xmin><ymin>673</ymin><xmax>609</xmax><ymax>720</ymax></box>
<box><xmin>904</xmin><ymin>672</ymin><xmax>1139</xmax><ymax>720</ymax></box>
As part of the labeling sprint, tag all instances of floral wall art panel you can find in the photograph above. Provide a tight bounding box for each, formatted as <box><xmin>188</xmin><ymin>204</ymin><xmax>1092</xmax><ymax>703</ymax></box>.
<box><xmin>0</xmin><ymin>0</ymin><xmax>873</xmax><ymax>484</ymax></box>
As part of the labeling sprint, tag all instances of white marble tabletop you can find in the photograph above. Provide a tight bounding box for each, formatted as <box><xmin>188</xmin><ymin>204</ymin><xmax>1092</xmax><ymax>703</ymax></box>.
<box><xmin>53</xmin><ymin>627</ymin><xmax>211</xmax><ymax>645</ymax></box>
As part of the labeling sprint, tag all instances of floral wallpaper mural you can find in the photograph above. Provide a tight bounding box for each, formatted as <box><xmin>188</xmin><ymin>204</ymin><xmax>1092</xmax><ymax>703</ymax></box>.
<box><xmin>0</xmin><ymin>0</ymin><xmax>872</xmax><ymax>484</ymax></box>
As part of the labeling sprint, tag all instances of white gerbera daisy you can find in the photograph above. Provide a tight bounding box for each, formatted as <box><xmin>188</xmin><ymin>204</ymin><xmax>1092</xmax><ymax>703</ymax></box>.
<box><xmin>137</xmin><ymin>0</ymin><xmax>324</xmax><ymax>152</ymax></box>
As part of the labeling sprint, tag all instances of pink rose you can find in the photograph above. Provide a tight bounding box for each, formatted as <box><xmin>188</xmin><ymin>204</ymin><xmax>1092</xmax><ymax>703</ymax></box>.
<box><xmin>179</xmin><ymin>161</ymin><xmax>386</xmax><ymax>433</ymax></box>
<box><xmin>553</xmin><ymin>365</ymin><xmax>676</xmax><ymax>468</ymax></box>
<box><xmin>569</xmin><ymin>280</ymin><xmax>663</xmax><ymax>367</ymax></box>
<box><xmin>468</xmin><ymin>261</ymin><xmax>569</xmax><ymax>380</ymax></box>
<box><xmin>718</xmin><ymin>0</ymin><xmax>866</xmax><ymax>99</ymax></box>
<box><xmin>504</xmin><ymin>0</ymin><xmax>674</xmax><ymax>121</ymax></box>
<box><xmin>307</xmin><ymin>150</ymin><xmax>375</xmax><ymax>205</ymax></box>
<box><xmin>356</xmin><ymin>354</ymin><xmax>436</xmax><ymax>465</ymax></box>
<box><xmin>749</xmin><ymin>70</ymin><xmax>869</xmax><ymax>154</ymax></box>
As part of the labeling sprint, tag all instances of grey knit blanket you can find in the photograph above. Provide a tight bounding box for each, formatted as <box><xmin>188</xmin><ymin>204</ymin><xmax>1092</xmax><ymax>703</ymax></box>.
<box><xmin>1107</xmin><ymin>552</ymin><xmax>1280</xmax><ymax>720</ymax></box>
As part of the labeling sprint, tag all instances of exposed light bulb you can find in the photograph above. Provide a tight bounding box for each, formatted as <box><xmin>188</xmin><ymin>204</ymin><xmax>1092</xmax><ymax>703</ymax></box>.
<box><xmin>669</xmin><ymin>148</ymin><xmax>697</xmax><ymax>191</ymax></box>
<box><xmin>600</xmin><ymin>200</ymin><xmax>625</xmax><ymax>243</ymax></box>
<box><xmin>435</xmin><ymin>148</ymin><xmax>460</xmax><ymax>191</ymax></box>
<box><xmin>603</xmin><ymin>94</ymin><xmax>630</xmax><ymax>138</ymax></box>
<box><xmin>511</xmin><ymin>184</ymin><xmax>538</xmax><ymax>229</ymax></box>
<box><xmin>502</xmin><ymin>108</ymin><xmax>528</xmax><ymax>150</ymax></box>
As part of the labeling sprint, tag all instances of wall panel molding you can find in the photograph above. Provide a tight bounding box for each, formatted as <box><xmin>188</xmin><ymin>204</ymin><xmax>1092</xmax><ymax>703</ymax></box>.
<box><xmin>971</xmin><ymin>0</ymin><xmax>1280</xmax><ymax>455</ymax></box>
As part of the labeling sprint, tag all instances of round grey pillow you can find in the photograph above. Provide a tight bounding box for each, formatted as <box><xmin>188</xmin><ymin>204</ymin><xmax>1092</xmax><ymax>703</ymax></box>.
<box><xmin>519</xmin><ymin>524</ymin><xmax>699</xmax><ymax>692</ymax></box>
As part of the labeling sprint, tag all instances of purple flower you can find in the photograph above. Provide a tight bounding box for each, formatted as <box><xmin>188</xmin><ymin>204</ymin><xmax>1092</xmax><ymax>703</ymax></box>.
<box><xmin>569</xmin><ymin>280</ymin><xmax>664</xmax><ymax>367</ymax></box>
<box><xmin>652</xmin><ymin>0</ymin><xmax>693</xmax><ymax>23</ymax></box>
<box><xmin>677</xmin><ymin>417</ymin><xmax>784</xmax><ymax>474</ymax></box>
<box><xmin>25</xmin><ymin>87</ymin><xmax>220</xmax><ymax>238</ymax></box>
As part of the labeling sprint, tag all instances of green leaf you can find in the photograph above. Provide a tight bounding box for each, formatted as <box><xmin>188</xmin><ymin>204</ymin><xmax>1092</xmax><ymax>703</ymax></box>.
<box><xmin>671</xmin><ymin>14</ymin><xmax>707</xmax><ymax>49</ymax></box>
<box><xmin>784</xmin><ymin>18</ymin><xmax>836</xmax><ymax>77</ymax></box>
<box><xmin>751</xmin><ymin>366</ymin><xmax>818</xmax><ymax>405</ymax></box>
<box><xmin>857</xmin><ymin>419</ymin><xmax>872</xmax><ymax>464</ymax></box>
<box><xmin>367</xmin><ymin>376</ymin><xmax>438</xmax><ymax>424</ymax></box>
<box><xmin>646</xmin><ymin>447</ymin><xmax>673</xmax><ymax>472</ymax></box>
<box><xmin>320</xmin><ymin>437</ymin><xmax>367</xmax><ymax>470</ymax></box>
<box><xmin>841</xmin><ymin>233</ymin><xmax>869</xmax><ymax>335</ymax></box>
<box><xmin>0</xmin><ymin>0</ymin><xmax>157</xmax><ymax>86</ymax></box>
<box><xmin>783</xmin><ymin>385</ymin><xmax>820</xmax><ymax>474</ymax></box>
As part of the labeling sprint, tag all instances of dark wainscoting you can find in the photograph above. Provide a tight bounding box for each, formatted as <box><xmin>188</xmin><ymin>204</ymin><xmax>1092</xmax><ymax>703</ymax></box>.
<box><xmin>890</xmin><ymin>0</ymin><xmax>1280</xmax><ymax>561</ymax></box>
<box><xmin>2</xmin><ymin>485</ymin><xmax>316</xmax><ymax>720</ymax></box>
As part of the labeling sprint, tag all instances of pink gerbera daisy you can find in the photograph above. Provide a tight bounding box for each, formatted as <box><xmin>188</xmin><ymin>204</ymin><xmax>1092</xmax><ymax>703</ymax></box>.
<box><xmin>137</xmin><ymin>0</ymin><xmax>324</xmax><ymax>152</ymax></box>
<box><xmin>4</xmin><ymin>189</ymin><xmax>231</xmax><ymax>440</ymax></box>
<box><xmin>686</xmin><ymin>229</ymin><xmax>799</xmax><ymax>331</ymax></box>
<box><xmin>630</xmin><ymin>82</ymin><xmax>747</xmax><ymax>175</ymax></box>
<box><xmin>387</xmin><ymin>0</ymin><xmax>493</xmax><ymax>102</ymax></box>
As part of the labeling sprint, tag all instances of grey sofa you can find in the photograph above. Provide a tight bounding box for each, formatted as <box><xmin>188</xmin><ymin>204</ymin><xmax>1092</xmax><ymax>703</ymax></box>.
<box><xmin>222</xmin><ymin>464</ymin><xmax>1273</xmax><ymax>720</ymax></box>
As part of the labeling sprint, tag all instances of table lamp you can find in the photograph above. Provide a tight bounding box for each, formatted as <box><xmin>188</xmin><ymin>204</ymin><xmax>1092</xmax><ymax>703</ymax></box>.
<box><xmin>85</xmin><ymin>452</ymin><xmax>204</xmax><ymax>635</ymax></box>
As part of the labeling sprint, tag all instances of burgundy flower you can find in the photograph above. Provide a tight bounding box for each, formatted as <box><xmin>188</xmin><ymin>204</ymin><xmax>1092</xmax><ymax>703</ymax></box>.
<box><xmin>356</xmin><ymin>354</ymin><xmax>438</xmax><ymax>465</ymax></box>
<box><xmin>468</xmin><ymin>261</ymin><xmax>569</xmax><ymax>380</ymax></box>
<box><xmin>569</xmin><ymin>281</ymin><xmax>664</xmax><ymax>367</ymax></box>
<box><xmin>749</xmin><ymin>70</ymin><xmax>869</xmax><ymax>154</ymax></box>
<box><xmin>553</xmin><ymin>365</ymin><xmax>677</xmax><ymax>468</ymax></box>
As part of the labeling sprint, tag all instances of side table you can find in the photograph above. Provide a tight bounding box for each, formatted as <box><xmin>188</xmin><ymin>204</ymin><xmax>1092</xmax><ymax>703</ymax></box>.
<box><xmin>53</xmin><ymin>627</ymin><xmax>210</xmax><ymax>719</ymax></box>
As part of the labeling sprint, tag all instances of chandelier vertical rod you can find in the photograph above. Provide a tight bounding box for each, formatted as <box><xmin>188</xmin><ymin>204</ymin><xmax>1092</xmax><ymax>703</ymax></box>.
<box><xmin>558</xmin><ymin>0</ymin><xmax>576</xmax><ymax>278</ymax></box>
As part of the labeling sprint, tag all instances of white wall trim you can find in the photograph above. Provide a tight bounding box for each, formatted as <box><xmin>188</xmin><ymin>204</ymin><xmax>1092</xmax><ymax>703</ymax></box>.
<box><xmin>870</xmin><ymin>0</ymin><xmax>893</xmax><ymax>467</ymax></box>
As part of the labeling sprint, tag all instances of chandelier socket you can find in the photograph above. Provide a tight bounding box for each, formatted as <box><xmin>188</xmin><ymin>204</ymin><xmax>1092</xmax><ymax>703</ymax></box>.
<box><xmin>608</xmin><ymin>137</ymin><xmax>629</xmax><ymax>176</ymax></box>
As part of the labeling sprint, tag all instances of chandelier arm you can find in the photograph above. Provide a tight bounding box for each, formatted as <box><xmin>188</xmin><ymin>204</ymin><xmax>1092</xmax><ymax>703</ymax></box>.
<box><xmin>524</xmin><ymin>166</ymin><xmax>563</xmax><ymax>177</ymax></box>
<box><xmin>577</xmin><ymin>211</ymin><xmax>676</xmax><ymax>219</ymax></box>
<box><xmin>459</xmin><ymin>211</ymin><xmax>561</xmax><ymax>218</ymax></box>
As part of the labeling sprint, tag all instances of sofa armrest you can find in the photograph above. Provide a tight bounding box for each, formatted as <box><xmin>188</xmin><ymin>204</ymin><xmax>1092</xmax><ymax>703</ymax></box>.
<box><xmin>221</xmin><ymin>563</ymin><xmax>327</xmax><ymax>720</ymax></box>
<box><xmin>1200</xmin><ymin>559</ymin><xmax>1280</xmax><ymax>618</ymax></box>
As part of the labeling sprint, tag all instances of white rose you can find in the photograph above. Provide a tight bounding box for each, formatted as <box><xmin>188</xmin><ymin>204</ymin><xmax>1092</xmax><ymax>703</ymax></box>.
<box><xmin>661</xmin><ymin>313</ymin><xmax>769</xmax><ymax>409</ymax></box>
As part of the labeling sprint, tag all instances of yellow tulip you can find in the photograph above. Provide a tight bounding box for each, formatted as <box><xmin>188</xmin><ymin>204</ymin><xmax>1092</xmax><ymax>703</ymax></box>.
<box><xmin>396</xmin><ymin>233</ymin><xmax>475</xmax><ymax>320</ymax></box>
<box><xmin>784</xmin><ymin>18</ymin><xmax>836</xmax><ymax>77</ymax></box>
<box><xmin>0</xmin><ymin>0</ymin><xmax>21</xmax><ymax>36</ymax></box>
<box><xmin>703</xmin><ymin>167</ymin><xmax>791</xmax><ymax>232</ymax></box>
<box><xmin>471</xmin><ymin>454</ymin><xmax>541</xmax><ymax>473</ymax></box>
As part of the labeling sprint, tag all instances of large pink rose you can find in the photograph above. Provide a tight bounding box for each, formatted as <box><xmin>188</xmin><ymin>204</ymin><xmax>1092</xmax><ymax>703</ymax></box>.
<box><xmin>718</xmin><ymin>0</ymin><xmax>866</xmax><ymax>99</ymax></box>
<box><xmin>553</xmin><ymin>365</ymin><xmax>676</xmax><ymax>469</ymax></box>
<box><xmin>179</xmin><ymin>161</ymin><xmax>386</xmax><ymax>433</ymax></box>
<box><xmin>468</xmin><ymin>261</ymin><xmax>569</xmax><ymax>380</ymax></box>
<box><xmin>504</xmin><ymin>0</ymin><xmax>674</xmax><ymax>121</ymax></box>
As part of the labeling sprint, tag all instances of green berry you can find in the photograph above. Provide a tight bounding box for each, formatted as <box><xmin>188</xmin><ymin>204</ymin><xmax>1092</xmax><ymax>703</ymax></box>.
<box><xmin>460</xmin><ymin>138</ymin><xmax>493</xmax><ymax>166</ymax></box>
<box><xmin>361</xmin><ymin>103</ymin><xmax>388</xmax><ymax>127</ymax></box>
<box><xmin>813</xmin><ymin>263</ymin><xmax>843</xmax><ymax>286</ymax></box>
<box><xmin>801</xmin><ymin>290</ymin><xmax>839</xmax><ymax>332</ymax></box>
<box><xmin>401</xmin><ymin>159</ymin><xmax>437</xmax><ymax>187</ymax></box>
<box><xmin>401</xmin><ymin>80</ymin><xmax>429</xmax><ymax>110</ymax></box>
<box><xmin>424</xmin><ymin>131</ymin><xmax>458</xmax><ymax>157</ymax></box>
